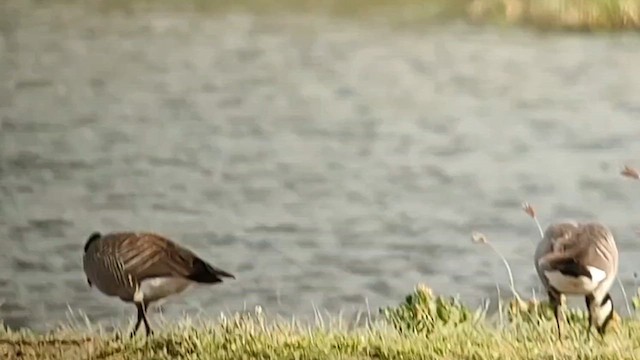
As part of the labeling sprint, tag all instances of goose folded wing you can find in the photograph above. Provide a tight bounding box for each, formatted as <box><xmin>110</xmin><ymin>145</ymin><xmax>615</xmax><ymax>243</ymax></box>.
<box><xmin>117</xmin><ymin>234</ymin><xmax>195</xmax><ymax>281</ymax></box>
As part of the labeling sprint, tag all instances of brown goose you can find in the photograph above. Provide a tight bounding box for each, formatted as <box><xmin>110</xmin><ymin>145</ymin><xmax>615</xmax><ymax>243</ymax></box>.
<box><xmin>534</xmin><ymin>222</ymin><xmax>618</xmax><ymax>339</ymax></box>
<box><xmin>83</xmin><ymin>231</ymin><xmax>235</xmax><ymax>337</ymax></box>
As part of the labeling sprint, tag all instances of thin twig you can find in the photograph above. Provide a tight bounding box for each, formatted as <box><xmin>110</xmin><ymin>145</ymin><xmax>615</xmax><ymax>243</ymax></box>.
<box><xmin>365</xmin><ymin>297</ymin><xmax>372</xmax><ymax>327</ymax></box>
<box><xmin>614</xmin><ymin>167</ymin><xmax>639</xmax><ymax>316</ymax></box>
<box><xmin>617</xmin><ymin>277</ymin><xmax>632</xmax><ymax>317</ymax></box>
<box><xmin>472</xmin><ymin>232</ymin><xmax>521</xmax><ymax>302</ymax></box>
<box><xmin>496</xmin><ymin>284</ymin><xmax>503</xmax><ymax>328</ymax></box>
<box><xmin>522</xmin><ymin>202</ymin><xmax>544</xmax><ymax>239</ymax></box>
<box><xmin>486</xmin><ymin>241</ymin><xmax>522</xmax><ymax>302</ymax></box>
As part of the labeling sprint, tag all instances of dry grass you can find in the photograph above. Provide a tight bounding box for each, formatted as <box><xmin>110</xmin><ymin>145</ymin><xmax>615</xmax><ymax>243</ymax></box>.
<box><xmin>469</xmin><ymin>0</ymin><xmax>640</xmax><ymax>31</ymax></box>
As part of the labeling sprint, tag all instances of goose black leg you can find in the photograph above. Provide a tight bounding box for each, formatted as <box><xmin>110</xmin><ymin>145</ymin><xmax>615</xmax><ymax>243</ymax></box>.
<box><xmin>549</xmin><ymin>289</ymin><xmax>564</xmax><ymax>340</ymax></box>
<box><xmin>130</xmin><ymin>302</ymin><xmax>144</xmax><ymax>338</ymax></box>
<box><xmin>141</xmin><ymin>302</ymin><xmax>153</xmax><ymax>337</ymax></box>
<box><xmin>130</xmin><ymin>302</ymin><xmax>153</xmax><ymax>338</ymax></box>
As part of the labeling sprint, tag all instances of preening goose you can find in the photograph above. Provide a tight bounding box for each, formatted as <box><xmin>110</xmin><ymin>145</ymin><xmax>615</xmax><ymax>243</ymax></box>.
<box><xmin>534</xmin><ymin>222</ymin><xmax>618</xmax><ymax>339</ymax></box>
<box><xmin>83</xmin><ymin>231</ymin><xmax>235</xmax><ymax>337</ymax></box>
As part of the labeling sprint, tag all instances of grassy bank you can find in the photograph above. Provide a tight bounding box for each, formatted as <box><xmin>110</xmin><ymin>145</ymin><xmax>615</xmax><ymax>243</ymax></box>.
<box><xmin>83</xmin><ymin>0</ymin><xmax>640</xmax><ymax>31</ymax></box>
<box><xmin>3</xmin><ymin>285</ymin><xmax>640</xmax><ymax>360</ymax></box>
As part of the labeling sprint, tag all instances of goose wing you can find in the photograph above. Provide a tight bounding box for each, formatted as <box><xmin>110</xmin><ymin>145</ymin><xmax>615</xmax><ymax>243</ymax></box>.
<box><xmin>115</xmin><ymin>233</ymin><xmax>194</xmax><ymax>280</ymax></box>
<box><xmin>108</xmin><ymin>232</ymin><xmax>235</xmax><ymax>283</ymax></box>
<box><xmin>575</xmin><ymin>222</ymin><xmax>617</xmax><ymax>273</ymax></box>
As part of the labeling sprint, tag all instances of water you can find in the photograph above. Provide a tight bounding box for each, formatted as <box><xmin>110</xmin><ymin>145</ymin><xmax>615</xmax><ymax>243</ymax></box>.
<box><xmin>2</xmin><ymin>2</ymin><xmax>640</xmax><ymax>332</ymax></box>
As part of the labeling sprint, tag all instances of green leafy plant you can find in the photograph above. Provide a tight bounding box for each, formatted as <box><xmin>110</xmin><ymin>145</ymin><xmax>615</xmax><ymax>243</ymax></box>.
<box><xmin>381</xmin><ymin>284</ymin><xmax>484</xmax><ymax>334</ymax></box>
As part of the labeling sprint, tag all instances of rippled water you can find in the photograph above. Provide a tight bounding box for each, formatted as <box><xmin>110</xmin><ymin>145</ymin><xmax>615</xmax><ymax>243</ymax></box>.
<box><xmin>2</xmin><ymin>2</ymin><xmax>640</xmax><ymax>331</ymax></box>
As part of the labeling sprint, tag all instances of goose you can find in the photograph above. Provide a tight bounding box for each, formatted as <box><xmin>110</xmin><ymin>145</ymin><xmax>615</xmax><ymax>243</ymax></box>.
<box><xmin>82</xmin><ymin>231</ymin><xmax>235</xmax><ymax>337</ymax></box>
<box><xmin>534</xmin><ymin>221</ymin><xmax>618</xmax><ymax>339</ymax></box>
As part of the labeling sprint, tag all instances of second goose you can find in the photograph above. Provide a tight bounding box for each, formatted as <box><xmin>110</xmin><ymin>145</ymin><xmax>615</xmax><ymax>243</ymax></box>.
<box><xmin>534</xmin><ymin>221</ymin><xmax>618</xmax><ymax>339</ymax></box>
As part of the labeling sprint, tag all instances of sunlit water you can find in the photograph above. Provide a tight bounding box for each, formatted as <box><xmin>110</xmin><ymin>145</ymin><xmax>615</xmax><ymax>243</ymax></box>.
<box><xmin>2</xmin><ymin>2</ymin><xmax>640</xmax><ymax>331</ymax></box>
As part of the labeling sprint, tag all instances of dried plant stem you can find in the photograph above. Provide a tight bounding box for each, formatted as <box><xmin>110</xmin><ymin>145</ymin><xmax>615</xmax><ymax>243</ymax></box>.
<box><xmin>621</xmin><ymin>165</ymin><xmax>640</xmax><ymax>180</ymax></box>
<box><xmin>485</xmin><ymin>241</ymin><xmax>521</xmax><ymax>302</ymax></box>
<box><xmin>617</xmin><ymin>277</ymin><xmax>632</xmax><ymax>317</ymax></box>
<box><xmin>522</xmin><ymin>202</ymin><xmax>544</xmax><ymax>239</ymax></box>
<box><xmin>531</xmin><ymin>216</ymin><xmax>544</xmax><ymax>239</ymax></box>
<box><xmin>496</xmin><ymin>284</ymin><xmax>504</xmax><ymax>327</ymax></box>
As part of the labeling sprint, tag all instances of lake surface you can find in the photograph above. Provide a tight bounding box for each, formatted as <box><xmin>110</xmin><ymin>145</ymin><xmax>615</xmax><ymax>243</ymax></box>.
<box><xmin>2</xmin><ymin>2</ymin><xmax>640</xmax><ymax>332</ymax></box>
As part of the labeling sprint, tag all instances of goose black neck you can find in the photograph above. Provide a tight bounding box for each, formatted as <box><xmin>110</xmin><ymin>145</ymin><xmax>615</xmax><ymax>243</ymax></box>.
<box><xmin>84</xmin><ymin>231</ymin><xmax>102</xmax><ymax>253</ymax></box>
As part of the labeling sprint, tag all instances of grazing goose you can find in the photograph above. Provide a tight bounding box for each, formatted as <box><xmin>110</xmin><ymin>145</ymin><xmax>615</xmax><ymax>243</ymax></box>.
<box><xmin>83</xmin><ymin>231</ymin><xmax>235</xmax><ymax>337</ymax></box>
<box><xmin>534</xmin><ymin>222</ymin><xmax>618</xmax><ymax>339</ymax></box>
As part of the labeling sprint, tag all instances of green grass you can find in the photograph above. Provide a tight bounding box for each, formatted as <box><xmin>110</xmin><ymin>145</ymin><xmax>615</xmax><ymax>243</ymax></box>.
<box><xmin>3</xmin><ymin>285</ymin><xmax>640</xmax><ymax>360</ymax></box>
<box><xmin>68</xmin><ymin>0</ymin><xmax>640</xmax><ymax>31</ymax></box>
